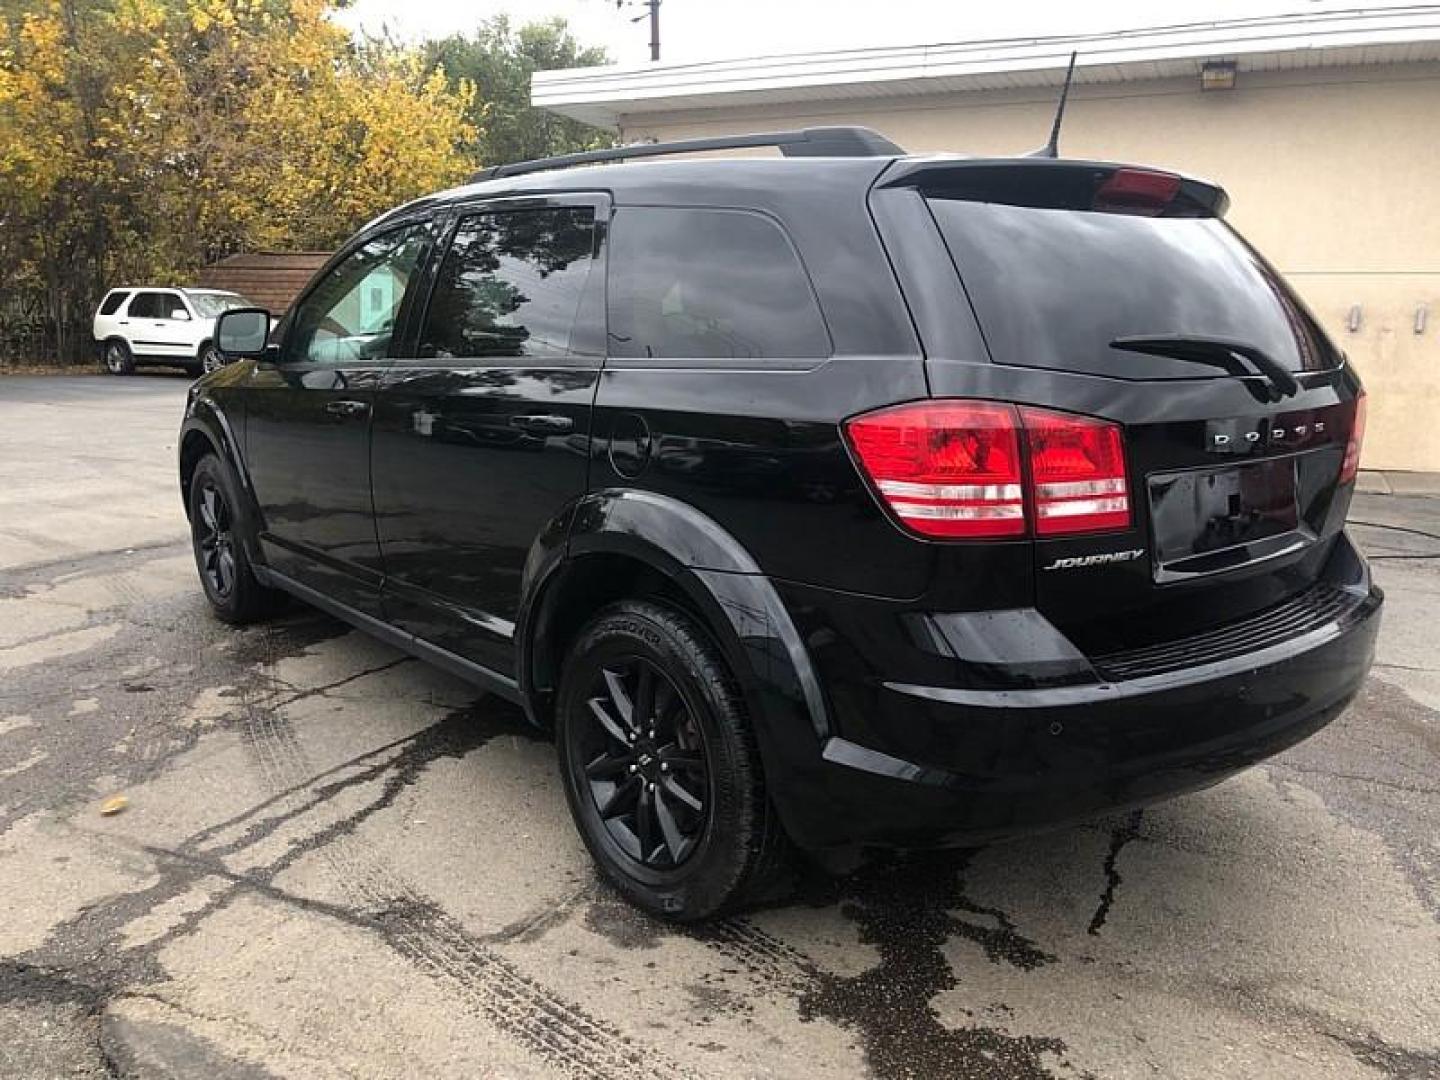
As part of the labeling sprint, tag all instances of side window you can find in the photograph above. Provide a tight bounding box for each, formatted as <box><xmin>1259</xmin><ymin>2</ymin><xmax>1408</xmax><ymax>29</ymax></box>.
<box><xmin>418</xmin><ymin>206</ymin><xmax>597</xmax><ymax>361</ymax></box>
<box><xmin>99</xmin><ymin>291</ymin><xmax>129</xmax><ymax>316</ymax></box>
<box><xmin>607</xmin><ymin>207</ymin><xmax>829</xmax><ymax>360</ymax></box>
<box><xmin>283</xmin><ymin>223</ymin><xmax>431</xmax><ymax>366</ymax></box>
<box><xmin>127</xmin><ymin>292</ymin><xmax>161</xmax><ymax>319</ymax></box>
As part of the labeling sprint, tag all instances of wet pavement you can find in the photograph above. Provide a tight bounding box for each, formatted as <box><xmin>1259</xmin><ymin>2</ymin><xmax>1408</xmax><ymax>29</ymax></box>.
<box><xmin>1</xmin><ymin>373</ymin><xmax>1437</xmax><ymax>1079</ymax></box>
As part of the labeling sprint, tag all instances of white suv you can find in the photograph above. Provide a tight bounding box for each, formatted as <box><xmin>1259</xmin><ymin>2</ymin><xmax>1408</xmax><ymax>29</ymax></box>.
<box><xmin>93</xmin><ymin>287</ymin><xmax>254</xmax><ymax>376</ymax></box>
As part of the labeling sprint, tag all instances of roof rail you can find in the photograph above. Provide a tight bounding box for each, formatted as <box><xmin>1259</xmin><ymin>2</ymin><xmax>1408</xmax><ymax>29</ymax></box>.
<box><xmin>468</xmin><ymin>126</ymin><xmax>904</xmax><ymax>183</ymax></box>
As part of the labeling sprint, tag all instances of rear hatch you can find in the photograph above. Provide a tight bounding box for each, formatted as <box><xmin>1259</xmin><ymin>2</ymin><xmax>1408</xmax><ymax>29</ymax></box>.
<box><xmin>886</xmin><ymin>159</ymin><xmax>1364</xmax><ymax>659</ymax></box>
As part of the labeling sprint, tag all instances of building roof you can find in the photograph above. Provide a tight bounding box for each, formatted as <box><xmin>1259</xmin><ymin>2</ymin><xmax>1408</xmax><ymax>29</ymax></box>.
<box><xmin>533</xmin><ymin>6</ymin><xmax>1440</xmax><ymax>128</ymax></box>
<box><xmin>198</xmin><ymin>252</ymin><xmax>332</xmax><ymax>314</ymax></box>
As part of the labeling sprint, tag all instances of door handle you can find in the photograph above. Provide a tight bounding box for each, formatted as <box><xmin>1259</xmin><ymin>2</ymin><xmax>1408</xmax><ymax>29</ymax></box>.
<box><xmin>325</xmin><ymin>399</ymin><xmax>370</xmax><ymax>419</ymax></box>
<box><xmin>511</xmin><ymin>414</ymin><xmax>574</xmax><ymax>435</ymax></box>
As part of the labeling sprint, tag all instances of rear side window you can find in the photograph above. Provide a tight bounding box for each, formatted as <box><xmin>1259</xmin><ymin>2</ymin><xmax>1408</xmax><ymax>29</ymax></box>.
<box><xmin>607</xmin><ymin>207</ymin><xmax>829</xmax><ymax>360</ymax></box>
<box><xmin>419</xmin><ymin>207</ymin><xmax>597</xmax><ymax>360</ymax></box>
<box><xmin>927</xmin><ymin>198</ymin><xmax>1337</xmax><ymax>379</ymax></box>
<box><xmin>127</xmin><ymin>292</ymin><xmax>161</xmax><ymax>319</ymax></box>
<box><xmin>99</xmin><ymin>291</ymin><xmax>129</xmax><ymax>316</ymax></box>
<box><xmin>127</xmin><ymin>291</ymin><xmax>185</xmax><ymax>319</ymax></box>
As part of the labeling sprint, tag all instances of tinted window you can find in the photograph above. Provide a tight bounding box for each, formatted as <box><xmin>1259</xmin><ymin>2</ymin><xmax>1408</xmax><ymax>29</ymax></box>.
<box><xmin>607</xmin><ymin>208</ymin><xmax>829</xmax><ymax>360</ymax></box>
<box><xmin>927</xmin><ymin>198</ymin><xmax>1337</xmax><ymax>378</ymax></box>
<box><xmin>419</xmin><ymin>207</ymin><xmax>596</xmax><ymax>360</ymax></box>
<box><xmin>155</xmin><ymin>292</ymin><xmax>187</xmax><ymax>320</ymax></box>
<box><xmin>127</xmin><ymin>292</ymin><xmax>164</xmax><ymax>319</ymax></box>
<box><xmin>284</xmin><ymin>224</ymin><xmax>430</xmax><ymax>366</ymax></box>
<box><xmin>99</xmin><ymin>291</ymin><xmax>129</xmax><ymax>316</ymax></box>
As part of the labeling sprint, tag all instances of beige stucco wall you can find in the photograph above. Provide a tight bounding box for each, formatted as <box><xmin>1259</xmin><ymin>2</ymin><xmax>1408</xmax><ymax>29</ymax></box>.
<box><xmin>619</xmin><ymin>63</ymin><xmax>1440</xmax><ymax>472</ymax></box>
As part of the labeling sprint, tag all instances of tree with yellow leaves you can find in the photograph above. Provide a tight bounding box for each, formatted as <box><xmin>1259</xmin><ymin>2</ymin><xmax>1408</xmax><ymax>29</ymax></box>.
<box><xmin>1</xmin><ymin>0</ymin><xmax>581</xmax><ymax>363</ymax></box>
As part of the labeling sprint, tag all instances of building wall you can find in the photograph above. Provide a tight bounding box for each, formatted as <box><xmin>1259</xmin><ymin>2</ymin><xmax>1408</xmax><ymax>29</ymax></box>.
<box><xmin>619</xmin><ymin>63</ymin><xmax>1440</xmax><ymax>471</ymax></box>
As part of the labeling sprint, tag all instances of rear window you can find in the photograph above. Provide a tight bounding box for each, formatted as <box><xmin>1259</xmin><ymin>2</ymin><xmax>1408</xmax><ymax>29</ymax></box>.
<box><xmin>99</xmin><ymin>291</ymin><xmax>129</xmax><ymax>316</ymax></box>
<box><xmin>927</xmin><ymin>198</ymin><xmax>1337</xmax><ymax>379</ymax></box>
<box><xmin>607</xmin><ymin>207</ymin><xmax>830</xmax><ymax>361</ymax></box>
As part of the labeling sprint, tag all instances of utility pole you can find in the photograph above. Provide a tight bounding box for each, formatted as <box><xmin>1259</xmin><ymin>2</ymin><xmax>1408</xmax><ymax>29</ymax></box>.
<box><xmin>619</xmin><ymin>0</ymin><xmax>661</xmax><ymax>61</ymax></box>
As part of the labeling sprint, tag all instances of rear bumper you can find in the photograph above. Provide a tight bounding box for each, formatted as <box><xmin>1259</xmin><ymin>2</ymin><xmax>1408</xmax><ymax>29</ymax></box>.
<box><xmin>768</xmin><ymin>536</ymin><xmax>1382</xmax><ymax>850</ymax></box>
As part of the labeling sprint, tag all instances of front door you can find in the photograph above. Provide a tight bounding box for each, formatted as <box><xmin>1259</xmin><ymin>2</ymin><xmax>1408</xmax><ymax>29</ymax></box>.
<box><xmin>370</xmin><ymin>196</ymin><xmax>607</xmax><ymax>676</ymax></box>
<box><xmin>242</xmin><ymin>221</ymin><xmax>434</xmax><ymax>617</ymax></box>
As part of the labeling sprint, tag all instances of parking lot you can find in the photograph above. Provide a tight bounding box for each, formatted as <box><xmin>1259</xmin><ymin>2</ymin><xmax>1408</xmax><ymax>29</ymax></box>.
<box><xmin>1</xmin><ymin>372</ymin><xmax>1437</xmax><ymax>1079</ymax></box>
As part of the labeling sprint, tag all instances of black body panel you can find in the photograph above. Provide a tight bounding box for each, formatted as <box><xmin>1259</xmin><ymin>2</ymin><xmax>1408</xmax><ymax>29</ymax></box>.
<box><xmin>371</xmin><ymin>364</ymin><xmax>598</xmax><ymax>675</ymax></box>
<box><xmin>243</xmin><ymin>364</ymin><xmax>388</xmax><ymax>617</ymax></box>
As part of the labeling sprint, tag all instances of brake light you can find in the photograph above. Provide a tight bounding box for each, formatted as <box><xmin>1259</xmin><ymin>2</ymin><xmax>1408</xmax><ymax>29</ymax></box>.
<box><xmin>1340</xmin><ymin>392</ymin><xmax>1366</xmax><ymax>484</ymax></box>
<box><xmin>1094</xmin><ymin>168</ymin><xmax>1181</xmax><ymax>215</ymax></box>
<box><xmin>844</xmin><ymin>400</ymin><xmax>1131</xmax><ymax>540</ymax></box>
<box><xmin>843</xmin><ymin>401</ymin><xmax>1025</xmax><ymax>538</ymax></box>
<box><xmin>1021</xmin><ymin>407</ymin><xmax>1131</xmax><ymax>535</ymax></box>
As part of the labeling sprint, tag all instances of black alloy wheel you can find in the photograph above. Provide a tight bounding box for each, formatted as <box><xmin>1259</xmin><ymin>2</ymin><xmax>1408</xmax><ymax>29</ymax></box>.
<box><xmin>194</xmin><ymin>480</ymin><xmax>238</xmax><ymax>600</ymax></box>
<box><xmin>557</xmin><ymin>600</ymin><xmax>788</xmax><ymax>921</ymax></box>
<box><xmin>187</xmin><ymin>454</ymin><xmax>281</xmax><ymax>624</ymax></box>
<box><xmin>574</xmin><ymin>657</ymin><xmax>711</xmax><ymax>869</ymax></box>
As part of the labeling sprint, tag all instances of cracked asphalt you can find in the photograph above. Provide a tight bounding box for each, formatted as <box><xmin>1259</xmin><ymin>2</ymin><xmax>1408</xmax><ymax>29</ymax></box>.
<box><xmin>1</xmin><ymin>373</ymin><xmax>1437</xmax><ymax>1080</ymax></box>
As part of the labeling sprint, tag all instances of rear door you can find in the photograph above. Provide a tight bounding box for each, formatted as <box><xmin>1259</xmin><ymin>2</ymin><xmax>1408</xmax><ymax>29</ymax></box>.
<box><xmin>882</xmin><ymin>161</ymin><xmax>1363</xmax><ymax>656</ymax></box>
<box><xmin>370</xmin><ymin>195</ymin><xmax>606</xmax><ymax>676</ymax></box>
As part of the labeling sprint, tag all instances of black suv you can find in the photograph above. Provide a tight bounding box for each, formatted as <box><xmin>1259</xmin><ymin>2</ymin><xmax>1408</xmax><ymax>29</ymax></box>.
<box><xmin>182</xmin><ymin>127</ymin><xmax>1381</xmax><ymax>920</ymax></box>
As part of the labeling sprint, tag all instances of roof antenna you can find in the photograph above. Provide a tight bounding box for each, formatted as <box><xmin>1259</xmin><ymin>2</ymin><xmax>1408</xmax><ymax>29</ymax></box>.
<box><xmin>1028</xmin><ymin>51</ymin><xmax>1078</xmax><ymax>158</ymax></box>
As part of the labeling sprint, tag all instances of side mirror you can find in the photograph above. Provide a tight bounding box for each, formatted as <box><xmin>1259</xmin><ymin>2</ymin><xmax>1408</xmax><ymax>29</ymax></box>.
<box><xmin>216</xmin><ymin>308</ymin><xmax>272</xmax><ymax>360</ymax></box>
<box><xmin>170</xmin><ymin>308</ymin><xmax>191</xmax><ymax>321</ymax></box>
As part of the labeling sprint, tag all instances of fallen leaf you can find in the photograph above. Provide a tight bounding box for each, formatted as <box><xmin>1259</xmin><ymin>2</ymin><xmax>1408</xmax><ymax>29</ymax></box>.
<box><xmin>100</xmin><ymin>796</ymin><xmax>129</xmax><ymax>816</ymax></box>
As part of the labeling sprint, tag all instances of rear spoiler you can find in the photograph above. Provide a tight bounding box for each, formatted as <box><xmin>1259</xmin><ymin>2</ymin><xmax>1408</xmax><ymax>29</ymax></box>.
<box><xmin>877</xmin><ymin>157</ymin><xmax>1230</xmax><ymax>218</ymax></box>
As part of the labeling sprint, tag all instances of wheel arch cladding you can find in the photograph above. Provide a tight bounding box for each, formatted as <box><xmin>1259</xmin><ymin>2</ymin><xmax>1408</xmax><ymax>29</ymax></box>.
<box><xmin>178</xmin><ymin>426</ymin><xmax>220</xmax><ymax>518</ymax></box>
<box><xmin>178</xmin><ymin>402</ymin><xmax>264</xmax><ymax>564</ymax></box>
<box><xmin>517</xmin><ymin>490</ymin><xmax>833</xmax><ymax>841</ymax></box>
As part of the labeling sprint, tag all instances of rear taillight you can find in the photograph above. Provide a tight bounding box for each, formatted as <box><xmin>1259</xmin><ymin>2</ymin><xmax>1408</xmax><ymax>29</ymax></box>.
<box><xmin>844</xmin><ymin>400</ymin><xmax>1131</xmax><ymax>540</ymax></box>
<box><xmin>1340</xmin><ymin>392</ymin><xmax>1366</xmax><ymax>484</ymax></box>
<box><xmin>1021</xmin><ymin>407</ymin><xmax>1131</xmax><ymax>535</ymax></box>
<box><xmin>842</xmin><ymin>401</ymin><xmax>1025</xmax><ymax>538</ymax></box>
<box><xmin>1093</xmin><ymin>168</ymin><xmax>1181</xmax><ymax>216</ymax></box>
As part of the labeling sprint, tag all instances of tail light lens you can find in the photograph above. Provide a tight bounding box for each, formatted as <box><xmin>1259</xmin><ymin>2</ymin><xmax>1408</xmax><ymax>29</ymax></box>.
<box><xmin>1093</xmin><ymin>168</ymin><xmax>1181</xmax><ymax>215</ymax></box>
<box><xmin>842</xmin><ymin>401</ymin><xmax>1024</xmax><ymax>538</ymax></box>
<box><xmin>845</xmin><ymin>400</ymin><xmax>1131</xmax><ymax>540</ymax></box>
<box><xmin>1021</xmin><ymin>407</ymin><xmax>1131</xmax><ymax>535</ymax></box>
<box><xmin>1340</xmin><ymin>392</ymin><xmax>1366</xmax><ymax>484</ymax></box>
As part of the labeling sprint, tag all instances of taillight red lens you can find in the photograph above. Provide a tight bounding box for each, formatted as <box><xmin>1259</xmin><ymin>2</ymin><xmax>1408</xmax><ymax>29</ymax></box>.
<box><xmin>1021</xmin><ymin>407</ymin><xmax>1132</xmax><ymax>535</ymax></box>
<box><xmin>843</xmin><ymin>400</ymin><xmax>1025</xmax><ymax>538</ymax></box>
<box><xmin>1340</xmin><ymin>392</ymin><xmax>1366</xmax><ymax>484</ymax></box>
<box><xmin>1094</xmin><ymin>168</ymin><xmax>1181</xmax><ymax>215</ymax></box>
<box><xmin>844</xmin><ymin>400</ymin><xmax>1131</xmax><ymax>540</ymax></box>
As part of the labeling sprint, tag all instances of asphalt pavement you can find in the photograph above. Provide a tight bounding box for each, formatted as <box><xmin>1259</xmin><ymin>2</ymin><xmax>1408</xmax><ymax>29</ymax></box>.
<box><xmin>1</xmin><ymin>373</ymin><xmax>1437</xmax><ymax>1080</ymax></box>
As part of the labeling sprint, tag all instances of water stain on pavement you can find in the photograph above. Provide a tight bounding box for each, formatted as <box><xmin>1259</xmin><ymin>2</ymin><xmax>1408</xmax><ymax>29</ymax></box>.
<box><xmin>1086</xmin><ymin>809</ymin><xmax>1145</xmax><ymax>936</ymax></box>
<box><xmin>793</xmin><ymin>852</ymin><xmax>1068</xmax><ymax>1080</ymax></box>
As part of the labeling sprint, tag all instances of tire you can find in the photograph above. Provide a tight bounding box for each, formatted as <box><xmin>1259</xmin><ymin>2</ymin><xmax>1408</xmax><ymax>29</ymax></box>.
<box><xmin>556</xmin><ymin>599</ymin><xmax>786</xmax><ymax>921</ymax></box>
<box><xmin>188</xmin><ymin>454</ymin><xmax>282</xmax><ymax>624</ymax></box>
<box><xmin>102</xmin><ymin>339</ymin><xmax>134</xmax><ymax>375</ymax></box>
<box><xmin>198</xmin><ymin>341</ymin><xmax>225</xmax><ymax>375</ymax></box>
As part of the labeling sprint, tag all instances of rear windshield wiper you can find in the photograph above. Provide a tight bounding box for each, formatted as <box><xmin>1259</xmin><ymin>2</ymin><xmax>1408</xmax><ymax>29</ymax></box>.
<box><xmin>1109</xmin><ymin>334</ymin><xmax>1300</xmax><ymax>397</ymax></box>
